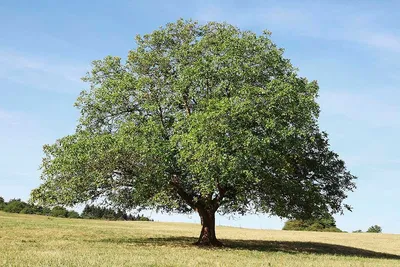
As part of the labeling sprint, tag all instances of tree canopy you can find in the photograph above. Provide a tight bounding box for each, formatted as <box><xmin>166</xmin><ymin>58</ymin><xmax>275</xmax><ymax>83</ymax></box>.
<box><xmin>31</xmin><ymin>19</ymin><xmax>356</xmax><ymax>245</ymax></box>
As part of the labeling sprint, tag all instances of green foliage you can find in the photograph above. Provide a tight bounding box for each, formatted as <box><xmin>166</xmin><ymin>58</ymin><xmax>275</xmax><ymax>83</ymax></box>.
<box><xmin>283</xmin><ymin>214</ymin><xmax>342</xmax><ymax>232</ymax></box>
<box><xmin>81</xmin><ymin>204</ymin><xmax>152</xmax><ymax>221</ymax></box>
<box><xmin>51</xmin><ymin>206</ymin><xmax>69</xmax><ymax>218</ymax></box>
<box><xmin>0</xmin><ymin>196</ymin><xmax>5</xmax><ymax>210</ymax></box>
<box><xmin>32</xmin><ymin>206</ymin><xmax>52</xmax><ymax>216</ymax></box>
<box><xmin>31</xmin><ymin>19</ymin><xmax>356</xmax><ymax>228</ymax></box>
<box><xmin>4</xmin><ymin>199</ymin><xmax>29</xmax><ymax>213</ymax></box>
<box><xmin>353</xmin><ymin>230</ymin><xmax>363</xmax><ymax>233</ymax></box>
<box><xmin>367</xmin><ymin>225</ymin><xmax>382</xmax><ymax>233</ymax></box>
<box><xmin>67</xmin><ymin>210</ymin><xmax>80</xmax><ymax>219</ymax></box>
<box><xmin>2</xmin><ymin>213</ymin><xmax>399</xmax><ymax>266</ymax></box>
<box><xmin>20</xmin><ymin>206</ymin><xmax>35</xmax><ymax>214</ymax></box>
<box><xmin>135</xmin><ymin>215</ymin><xmax>153</xmax><ymax>221</ymax></box>
<box><xmin>0</xmin><ymin>196</ymin><xmax>79</xmax><ymax>218</ymax></box>
<box><xmin>82</xmin><ymin>205</ymin><xmax>115</xmax><ymax>219</ymax></box>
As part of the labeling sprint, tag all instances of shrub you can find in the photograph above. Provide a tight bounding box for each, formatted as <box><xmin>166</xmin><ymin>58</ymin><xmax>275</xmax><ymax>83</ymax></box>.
<box><xmin>50</xmin><ymin>206</ymin><xmax>69</xmax><ymax>218</ymax></box>
<box><xmin>0</xmin><ymin>196</ymin><xmax>66</xmax><ymax>217</ymax></box>
<box><xmin>283</xmin><ymin>214</ymin><xmax>342</xmax><ymax>232</ymax></box>
<box><xmin>0</xmin><ymin>197</ymin><xmax>5</xmax><ymax>211</ymax></box>
<box><xmin>81</xmin><ymin>204</ymin><xmax>152</xmax><ymax>221</ymax></box>
<box><xmin>137</xmin><ymin>215</ymin><xmax>153</xmax><ymax>221</ymax></box>
<box><xmin>367</xmin><ymin>225</ymin><xmax>382</xmax><ymax>233</ymax></box>
<box><xmin>4</xmin><ymin>199</ymin><xmax>28</xmax><ymax>213</ymax></box>
<box><xmin>33</xmin><ymin>206</ymin><xmax>52</xmax><ymax>216</ymax></box>
<box><xmin>353</xmin><ymin>230</ymin><xmax>363</xmax><ymax>233</ymax></box>
<box><xmin>20</xmin><ymin>206</ymin><xmax>35</xmax><ymax>214</ymax></box>
<box><xmin>67</xmin><ymin>210</ymin><xmax>80</xmax><ymax>219</ymax></box>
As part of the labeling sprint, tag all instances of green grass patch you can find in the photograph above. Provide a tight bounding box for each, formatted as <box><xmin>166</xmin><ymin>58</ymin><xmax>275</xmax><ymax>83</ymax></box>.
<box><xmin>0</xmin><ymin>211</ymin><xmax>399</xmax><ymax>266</ymax></box>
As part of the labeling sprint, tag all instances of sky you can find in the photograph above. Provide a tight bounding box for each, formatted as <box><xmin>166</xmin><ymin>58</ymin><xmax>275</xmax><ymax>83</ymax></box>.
<box><xmin>0</xmin><ymin>0</ymin><xmax>399</xmax><ymax>233</ymax></box>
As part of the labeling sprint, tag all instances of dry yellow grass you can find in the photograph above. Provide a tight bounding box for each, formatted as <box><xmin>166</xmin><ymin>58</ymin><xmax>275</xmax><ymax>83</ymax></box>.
<box><xmin>0</xmin><ymin>211</ymin><xmax>399</xmax><ymax>266</ymax></box>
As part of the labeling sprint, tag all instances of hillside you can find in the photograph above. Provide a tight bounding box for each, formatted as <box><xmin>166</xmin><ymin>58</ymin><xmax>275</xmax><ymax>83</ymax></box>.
<box><xmin>0</xmin><ymin>211</ymin><xmax>399</xmax><ymax>266</ymax></box>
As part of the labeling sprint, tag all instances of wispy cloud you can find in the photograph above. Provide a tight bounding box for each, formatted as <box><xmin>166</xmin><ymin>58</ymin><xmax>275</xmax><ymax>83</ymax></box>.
<box><xmin>0</xmin><ymin>49</ymin><xmax>88</xmax><ymax>93</ymax></box>
<box><xmin>357</xmin><ymin>32</ymin><xmax>400</xmax><ymax>53</ymax></box>
<box><xmin>0</xmin><ymin>109</ymin><xmax>13</xmax><ymax>120</ymax></box>
<box><xmin>345</xmin><ymin>155</ymin><xmax>400</xmax><ymax>167</ymax></box>
<box><xmin>195</xmin><ymin>4</ymin><xmax>400</xmax><ymax>53</ymax></box>
<box><xmin>0</xmin><ymin>109</ymin><xmax>22</xmax><ymax>126</ymax></box>
<box><xmin>319</xmin><ymin>91</ymin><xmax>400</xmax><ymax>129</ymax></box>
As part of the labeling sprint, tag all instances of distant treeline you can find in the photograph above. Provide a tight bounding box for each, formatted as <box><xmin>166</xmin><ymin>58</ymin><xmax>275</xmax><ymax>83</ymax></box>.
<box><xmin>81</xmin><ymin>204</ymin><xmax>153</xmax><ymax>221</ymax></box>
<box><xmin>0</xmin><ymin>196</ymin><xmax>152</xmax><ymax>221</ymax></box>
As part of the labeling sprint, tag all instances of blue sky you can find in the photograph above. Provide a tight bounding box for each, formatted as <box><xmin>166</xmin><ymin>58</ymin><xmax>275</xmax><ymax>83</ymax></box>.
<box><xmin>1</xmin><ymin>0</ymin><xmax>399</xmax><ymax>233</ymax></box>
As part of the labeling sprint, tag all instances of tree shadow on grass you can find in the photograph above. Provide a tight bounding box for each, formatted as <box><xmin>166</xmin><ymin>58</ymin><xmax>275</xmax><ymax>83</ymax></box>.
<box><xmin>96</xmin><ymin>236</ymin><xmax>400</xmax><ymax>260</ymax></box>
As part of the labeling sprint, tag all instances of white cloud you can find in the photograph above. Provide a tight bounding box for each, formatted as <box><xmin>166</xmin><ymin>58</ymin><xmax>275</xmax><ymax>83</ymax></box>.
<box><xmin>195</xmin><ymin>6</ymin><xmax>311</xmax><ymax>30</ymax></box>
<box><xmin>195</xmin><ymin>5</ymin><xmax>224</xmax><ymax>23</ymax></box>
<box><xmin>357</xmin><ymin>32</ymin><xmax>400</xmax><ymax>53</ymax></box>
<box><xmin>0</xmin><ymin>109</ymin><xmax>22</xmax><ymax>126</ymax></box>
<box><xmin>319</xmin><ymin>91</ymin><xmax>400</xmax><ymax>128</ymax></box>
<box><xmin>0</xmin><ymin>49</ymin><xmax>88</xmax><ymax>93</ymax></box>
<box><xmin>194</xmin><ymin>4</ymin><xmax>400</xmax><ymax>53</ymax></box>
<box><xmin>0</xmin><ymin>110</ymin><xmax>12</xmax><ymax>120</ymax></box>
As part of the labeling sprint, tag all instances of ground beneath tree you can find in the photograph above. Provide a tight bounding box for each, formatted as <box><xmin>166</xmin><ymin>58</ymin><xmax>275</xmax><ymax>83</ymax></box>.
<box><xmin>1</xmin><ymin>212</ymin><xmax>400</xmax><ymax>266</ymax></box>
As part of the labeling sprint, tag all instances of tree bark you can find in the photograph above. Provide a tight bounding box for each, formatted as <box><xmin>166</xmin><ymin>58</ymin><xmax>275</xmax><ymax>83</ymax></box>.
<box><xmin>195</xmin><ymin>207</ymin><xmax>222</xmax><ymax>246</ymax></box>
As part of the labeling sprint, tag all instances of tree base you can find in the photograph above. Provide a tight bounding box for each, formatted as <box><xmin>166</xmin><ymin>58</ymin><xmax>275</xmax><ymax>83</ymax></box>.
<box><xmin>195</xmin><ymin>208</ymin><xmax>222</xmax><ymax>246</ymax></box>
<box><xmin>194</xmin><ymin>239</ymin><xmax>223</xmax><ymax>247</ymax></box>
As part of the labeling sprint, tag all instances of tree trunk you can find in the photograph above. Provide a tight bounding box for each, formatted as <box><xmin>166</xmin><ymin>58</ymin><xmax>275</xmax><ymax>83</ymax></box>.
<box><xmin>195</xmin><ymin>208</ymin><xmax>222</xmax><ymax>246</ymax></box>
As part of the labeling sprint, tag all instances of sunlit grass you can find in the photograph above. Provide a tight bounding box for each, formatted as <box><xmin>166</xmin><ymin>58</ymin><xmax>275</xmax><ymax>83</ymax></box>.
<box><xmin>0</xmin><ymin>211</ymin><xmax>399</xmax><ymax>266</ymax></box>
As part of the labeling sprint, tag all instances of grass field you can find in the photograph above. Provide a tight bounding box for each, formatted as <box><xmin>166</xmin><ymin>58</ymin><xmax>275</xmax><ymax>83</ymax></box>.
<box><xmin>0</xmin><ymin>211</ymin><xmax>399</xmax><ymax>266</ymax></box>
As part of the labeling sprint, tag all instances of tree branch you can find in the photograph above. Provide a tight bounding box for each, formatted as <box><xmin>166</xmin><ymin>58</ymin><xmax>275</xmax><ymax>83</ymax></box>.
<box><xmin>170</xmin><ymin>174</ymin><xmax>196</xmax><ymax>209</ymax></box>
<box><xmin>212</xmin><ymin>180</ymin><xmax>226</xmax><ymax>211</ymax></box>
<box><xmin>183</xmin><ymin>89</ymin><xmax>191</xmax><ymax>116</ymax></box>
<box><xmin>158</xmin><ymin>105</ymin><xmax>166</xmax><ymax>130</ymax></box>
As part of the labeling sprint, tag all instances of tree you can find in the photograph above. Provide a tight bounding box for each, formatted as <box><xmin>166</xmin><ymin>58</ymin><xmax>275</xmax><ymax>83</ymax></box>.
<box><xmin>50</xmin><ymin>206</ymin><xmax>69</xmax><ymax>218</ymax></box>
<box><xmin>4</xmin><ymin>199</ymin><xmax>28</xmax><ymax>213</ymax></box>
<box><xmin>32</xmin><ymin>206</ymin><xmax>52</xmax><ymax>216</ymax></box>
<box><xmin>81</xmin><ymin>204</ymin><xmax>151</xmax><ymax>221</ymax></box>
<box><xmin>0</xmin><ymin>196</ymin><xmax>5</xmax><ymax>210</ymax></box>
<box><xmin>81</xmin><ymin>205</ymin><xmax>95</xmax><ymax>219</ymax></box>
<box><xmin>20</xmin><ymin>206</ymin><xmax>35</xmax><ymax>214</ymax></box>
<box><xmin>367</xmin><ymin>225</ymin><xmax>382</xmax><ymax>233</ymax></box>
<box><xmin>283</xmin><ymin>214</ymin><xmax>342</xmax><ymax>232</ymax></box>
<box><xmin>352</xmin><ymin>230</ymin><xmax>363</xmax><ymax>233</ymax></box>
<box><xmin>68</xmin><ymin>210</ymin><xmax>80</xmax><ymax>219</ymax></box>
<box><xmin>31</xmin><ymin>19</ymin><xmax>356</xmax><ymax>246</ymax></box>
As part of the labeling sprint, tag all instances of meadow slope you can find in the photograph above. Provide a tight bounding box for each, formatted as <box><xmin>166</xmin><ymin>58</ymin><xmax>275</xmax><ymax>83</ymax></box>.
<box><xmin>0</xmin><ymin>211</ymin><xmax>399</xmax><ymax>266</ymax></box>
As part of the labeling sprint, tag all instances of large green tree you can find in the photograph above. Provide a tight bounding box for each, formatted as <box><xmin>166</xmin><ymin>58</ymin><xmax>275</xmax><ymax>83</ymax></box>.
<box><xmin>31</xmin><ymin>19</ymin><xmax>356</xmax><ymax>246</ymax></box>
